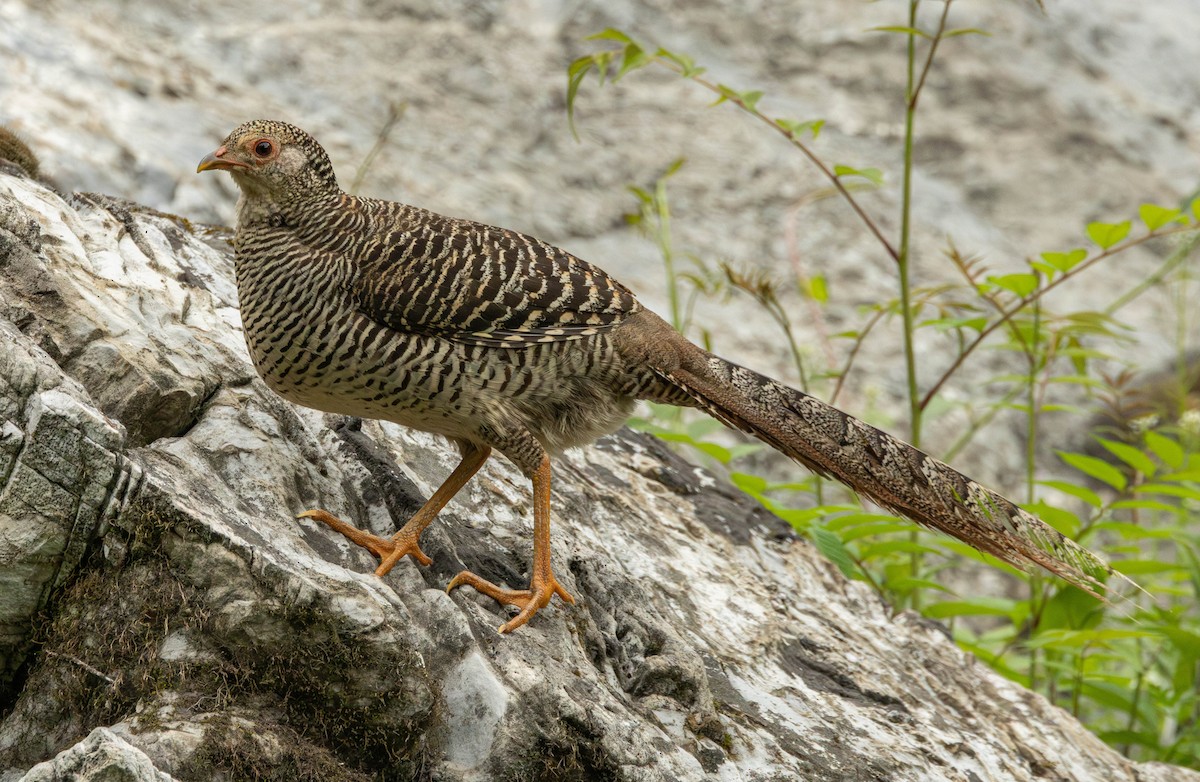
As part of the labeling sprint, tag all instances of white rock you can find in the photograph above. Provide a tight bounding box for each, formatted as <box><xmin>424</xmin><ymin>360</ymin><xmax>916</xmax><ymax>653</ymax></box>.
<box><xmin>18</xmin><ymin>728</ymin><xmax>174</xmax><ymax>782</ymax></box>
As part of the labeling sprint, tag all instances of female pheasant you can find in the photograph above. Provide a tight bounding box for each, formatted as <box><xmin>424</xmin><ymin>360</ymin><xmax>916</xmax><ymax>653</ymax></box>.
<box><xmin>199</xmin><ymin>119</ymin><xmax>1125</xmax><ymax>633</ymax></box>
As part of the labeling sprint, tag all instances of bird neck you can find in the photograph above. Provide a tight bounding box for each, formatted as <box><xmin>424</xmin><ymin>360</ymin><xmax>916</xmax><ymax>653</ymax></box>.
<box><xmin>235</xmin><ymin>186</ymin><xmax>338</xmax><ymax>230</ymax></box>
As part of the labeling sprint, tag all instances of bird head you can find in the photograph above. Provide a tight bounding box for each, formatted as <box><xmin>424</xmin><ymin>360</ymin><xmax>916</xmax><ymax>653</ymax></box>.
<box><xmin>197</xmin><ymin>120</ymin><xmax>339</xmax><ymax>206</ymax></box>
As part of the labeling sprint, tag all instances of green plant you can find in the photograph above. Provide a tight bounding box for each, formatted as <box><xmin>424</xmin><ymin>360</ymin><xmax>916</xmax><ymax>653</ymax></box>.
<box><xmin>566</xmin><ymin>4</ymin><xmax>1200</xmax><ymax>769</ymax></box>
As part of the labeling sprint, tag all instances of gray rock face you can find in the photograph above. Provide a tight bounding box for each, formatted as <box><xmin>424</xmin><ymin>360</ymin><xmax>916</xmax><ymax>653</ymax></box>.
<box><xmin>1</xmin><ymin>143</ymin><xmax>1196</xmax><ymax>780</ymax></box>
<box><xmin>0</xmin><ymin>275</ymin><xmax>139</xmax><ymax>698</ymax></box>
<box><xmin>19</xmin><ymin>728</ymin><xmax>175</xmax><ymax>782</ymax></box>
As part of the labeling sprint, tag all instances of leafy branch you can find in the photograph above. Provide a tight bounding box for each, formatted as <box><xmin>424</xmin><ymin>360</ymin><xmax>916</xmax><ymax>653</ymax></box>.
<box><xmin>567</xmin><ymin>28</ymin><xmax>897</xmax><ymax>261</ymax></box>
<box><xmin>920</xmin><ymin>216</ymin><xmax>1199</xmax><ymax>413</ymax></box>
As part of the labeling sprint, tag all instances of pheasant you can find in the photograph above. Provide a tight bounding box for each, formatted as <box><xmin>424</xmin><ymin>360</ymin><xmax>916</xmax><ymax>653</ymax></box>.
<box><xmin>198</xmin><ymin>119</ymin><xmax>1124</xmax><ymax>633</ymax></box>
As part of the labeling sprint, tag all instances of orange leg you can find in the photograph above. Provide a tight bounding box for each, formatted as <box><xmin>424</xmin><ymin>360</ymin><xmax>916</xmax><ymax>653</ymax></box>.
<box><xmin>447</xmin><ymin>455</ymin><xmax>575</xmax><ymax>633</ymax></box>
<box><xmin>298</xmin><ymin>444</ymin><xmax>491</xmax><ymax>577</ymax></box>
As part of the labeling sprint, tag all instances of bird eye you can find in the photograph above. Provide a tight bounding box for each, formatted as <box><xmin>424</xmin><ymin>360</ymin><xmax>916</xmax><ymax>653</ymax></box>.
<box><xmin>253</xmin><ymin>139</ymin><xmax>274</xmax><ymax>158</ymax></box>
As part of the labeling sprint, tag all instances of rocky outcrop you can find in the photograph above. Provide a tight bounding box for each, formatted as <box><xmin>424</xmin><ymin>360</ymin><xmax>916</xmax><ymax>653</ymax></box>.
<box><xmin>19</xmin><ymin>729</ymin><xmax>171</xmax><ymax>782</ymax></box>
<box><xmin>1</xmin><ymin>153</ymin><xmax>1195</xmax><ymax>780</ymax></box>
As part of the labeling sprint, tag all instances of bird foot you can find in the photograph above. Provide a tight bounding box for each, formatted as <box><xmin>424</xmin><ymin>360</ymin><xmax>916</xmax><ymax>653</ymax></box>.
<box><xmin>447</xmin><ymin>570</ymin><xmax>575</xmax><ymax>633</ymax></box>
<box><xmin>297</xmin><ymin>509</ymin><xmax>432</xmax><ymax>576</ymax></box>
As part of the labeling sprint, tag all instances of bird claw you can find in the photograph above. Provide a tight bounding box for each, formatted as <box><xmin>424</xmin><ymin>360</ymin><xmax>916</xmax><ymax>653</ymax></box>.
<box><xmin>297</xmin><ymin>508</ymin><xmax>433</xmax><ymax>575</ymax></box>
<box><xmin>447</xmin><ymin>570</ymin><xmax>575</xmax><ymax>633</ymax></box>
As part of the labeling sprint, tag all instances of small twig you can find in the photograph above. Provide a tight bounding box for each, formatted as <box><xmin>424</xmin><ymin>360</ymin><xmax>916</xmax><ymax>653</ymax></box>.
<box><xmin>349</xmin><ymin>101</ymin><xmax>408</xmax><ymax>195</ymax></box>
<box><xmin>829</xmin><ymin>306</ymin><xmax>888</xmax><ymax>405</ymax></box>
<box><xmin>783</xmin><ymin>191</ymin><xmax>842</xmax><ymax>371</ymax></box>
<box><xmin>919</xmin><ymin>223</ymin><xmax>1200</xmax><ymax>411</ymax></box>
<box><xmin>1105</xmin><ymin>230</ymin><xmax>1200</xmax><ymax>315</ymax></box>
<box><xmin>651</xmin><ymin>59</ymin><xmax>900</xmax><ymax>263</ymax></box>
<box><xmin>908</xmin><ymin>0</ymin><xmax>955</xmax><ymax>111</ymax></box>
<box><xmin>44</xmin><ymin>649</ymin><xmax>116</xmax><ymax>684</ymax></box>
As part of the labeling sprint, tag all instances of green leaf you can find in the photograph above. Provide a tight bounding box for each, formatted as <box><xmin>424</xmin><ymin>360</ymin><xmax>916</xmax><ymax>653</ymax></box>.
<box><xmin>738</xmin><ymin>90</ymin><xmax>764</xmax><ymax>112</ymax></box>
<box><xmin>654</xmin><ymin>47</ymin><xmax>706</xmax><ymax>78</ymax></box>
<box><xmin>730</xmin><ymin>471</ymin><xmax>768</xmax><ymax>495</ymax></box>
<box><xmin>712</xmin><ymin>84</ymin><xmax>764</xmax><ymax>112</ymax></box>
<box><xmin>833</xmin><ymin>165</ymin><xmax>884</xmax><ymax>185</ymax></box>
<box><xmin>1039</xmin><ymin>586</ymin><xmax>1102</xmax><ymax>631</ymax></box>
<box><xmin>884</xmin><ymin>577</ymin><xmax>954</xmax><ymax>595</ymax></box>
<box><xmin>1086</xmin><ymin>220</ymin><xmax>1132</xmax><ymax>250</ymax></box>
<box><xmin>1162</xmin><ymin>627</ymin><xmax>1200</xmax><ymax>660</ymax></box>
<box><xmin>923</xmin><ymin>315</ymin><xmax>988</xmax><ymax>333</ymax></box>
<box><xmin>774</xmin><ymin>507</ymin><xmax>826</xmax><ymax>529</ymax></box>
<box><xmin>943</xmin><ymin>27</ymin><xmax>992</xmax><ymax>38</ymax></box>
<box><xmin>1024</xmin><ymin>628</ymin><xmax>1160</xmax><ymax>651</ymax></box>
<box><xmin>1067</xmin><ymin>335</ymin><xmax>1087</xmax><ymax>375</ymax></box>
<box><xmin>1158</xmin><ymin>467</ymin><xmax>1200</xmax><ymax>482</ymax></box>
<box><xmin>585</xmin><ymin>27</ymin><xmax>636</xmax><ymax>45</ymax></box>
<box><xmin>1040</xmin><ymin>248</ymin><xmax>1088</xmax><ymax>272</ymax></box>
<box><xmin>868</xmin><ymin>25</ymin><xmax>931</xmax><ymax>38</ymax></box>
<box><xmin>617</xmin><ymin>43</ymin><xmax>650</xmax><ymax>79</ymax></box>
<box><xmin>835</xmin><ymin>519</ymin><xmax>919</xmax><ymax>542</ymax></box>
<box><xmin>1028</xmin><ymin>260</ymin><xmax>1060</xmax><ymax>278</ymax></box>
<box><xmin>1047</xmin><ymin>374</ymin><xmax>1103</xmax><ymax>389</ymax></box>
<box><xmin>1091</xmin><ymin>519</ymin><xmax>1182</xmax><ymax>539</ymax></box>
<box><xmin>1108</xmin><ymin>498</ymin><xmax>1182</xmax><ymax>514</ymax></box>
<box><xmin>727</xmin><ymin>443</ymin><xmax>763</xmax><ymax>461</ymax></box>
<box><xmin>1144</xmin><ymin>431</ymin><xmax>1184</xmax><ymax>469</ymax></box>
<box><xmin>626</xmin><ymin>184</ymin><xmax>652</xmax><ymax>204</ymax></box>
<box><xmin>1095</xmin><ymin>438</ymin><xmax>1157</xmax><ymax>477</ymax></box>
<box><xmin>924</xmin><ymin>597</ymin><xmax>1017</xmax><ymax>619</ymax></box>
<box><xmin>1138</xmin><ymin>203</ymin><xmax>1185</xmax><ymax>231</ymax></box>
<box><xmin>810</xmin><ymin>525</ymin><xmax>857</xmax><ymax>578</ymax></box>
<box><xmin>1136</xmin><ymin>482</ymin><xmax>1200</xmax><ymax>501</ymax></box>
<box><xmin>804</xmin><ymin>274</ymin><xmax>828</xmax><ymax>302</ymax></box>
<box><xmin>822</xmin><ymin>511</ymin><xmax>904</xmax><ymax>530</ymax></box>
<box><xmin>775</xmin><ymin>118</ymin><xmax>825</xmax><ymax>139</ymax></box>
<box><xmin>1037</xmin><ymin>479</ymin><xmax>1103</xmax><ymax>508</ymax></box>
<box><xmin>566</xmin><ymin>53</ymin><xmax>619</xmax><ymax>138</ymax></box>
<box><xmin>651</xmin><ymin>431</ymin><xmax>734</xmax><ymax>464</ymax></box>
<box><xmin>687</xmin><ymin>441</ymin><xmax>733</xmax><ymax>463</ymax></box>
<box><xmin>988</xmin><ymin>272</ymin><xmax>1039</xmax><ymax>298</ymax></box>
<box><xmin>1057</xmin><ymin>451</ymin><xmax>1128</xmax><ymax>491</ymax></box>
<box><xmin>1021</xmin><ymin>500</ymin><xmax>1081</xmax><ymax>536</ymax></box>
<box><xmin>858</xmin><ymin>540</ymin><xmax>946</xmax><ymax>559</ymax></box>
<box><xmin>1111</xmin><ymin>560</ymin><xmax>1184</xmax><ymax>575</ymax></box>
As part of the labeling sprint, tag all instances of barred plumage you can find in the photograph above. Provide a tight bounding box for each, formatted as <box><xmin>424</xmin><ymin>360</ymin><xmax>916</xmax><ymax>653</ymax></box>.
<box><xmin>199</xmin><ymin>119</ymin><xmax>1131</xmax><ymax>634</ymax></box>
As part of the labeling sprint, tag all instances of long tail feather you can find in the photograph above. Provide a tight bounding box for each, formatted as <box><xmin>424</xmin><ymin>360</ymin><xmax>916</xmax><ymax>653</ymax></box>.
<box><xmin>661</xmin><ymin>353</ymin><xmax>1137</xmax><ymax>599</ymax></box>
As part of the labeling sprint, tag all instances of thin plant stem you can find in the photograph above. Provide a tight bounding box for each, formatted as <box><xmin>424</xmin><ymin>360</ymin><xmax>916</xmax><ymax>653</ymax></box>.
<box><xmin>655</xmin><ymin>176</ymin><xmax>682</xmax><ymax>332</ymax></box>
<box><xmin>899</xmin><ymin>0</ymin><xmax>922</xmax><ymax>446</ymax></box>
<box><xmin>900</xmin><ymin>0</ymin><xmax>925</xmax><ymax>606</ymax></box>
<box><xmin>1123</xmin><ymin>651</ymin><xmax>1145</xmax><ymax>758</ymax></box>
<box><xmin>1026</xmin><ymin>295</ymin><xmax>1042</xmax><ymax>505</ymax></box>
<box><xmin>649</xmin><ymin>63</ymin><xmax>899</xmax><ymax>262</ymax></box>
<box><xmin>941</xmin><ymin>385</ymin><xmax>1024</xmax><ymax>462</ymax></box>
<box><xmin>830</xmin><ymin>307</ymin><xmax>888</xmax><ymax>405</ymax></box>
<box><xmin>349</xmin><ymin>102</ymin><xmax>407</xmax><ymax>195</ymax></box>
<box><xmin>1105</xmin><ymin>231</ymin><xmax>1200</xmax><ymax>316</ymax></box>
<box><xmin>919</xmin><ymin>223</ymin><xmax>1200</xmax><ymax>413</ymax></box>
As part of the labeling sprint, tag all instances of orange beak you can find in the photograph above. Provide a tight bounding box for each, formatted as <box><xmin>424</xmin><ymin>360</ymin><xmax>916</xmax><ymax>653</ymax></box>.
<box><xmin>196</xmin><ymin>145</ymin><xmax>250</xmax><ymax>173</ymax></box>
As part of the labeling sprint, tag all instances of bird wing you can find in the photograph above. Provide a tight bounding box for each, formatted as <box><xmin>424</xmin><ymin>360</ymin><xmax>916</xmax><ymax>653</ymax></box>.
<box><xmin>341</xmin><ymin>200</ymin><xmax>642</xmax><ymax>347</ymax></box>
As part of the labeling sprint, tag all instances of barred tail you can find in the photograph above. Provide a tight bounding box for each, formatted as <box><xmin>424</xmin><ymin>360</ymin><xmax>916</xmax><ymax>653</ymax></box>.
<box><xmin>657</xmin><ymin>352</ymin><xmax>1132</xmax><ymax>599</ymax></box>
